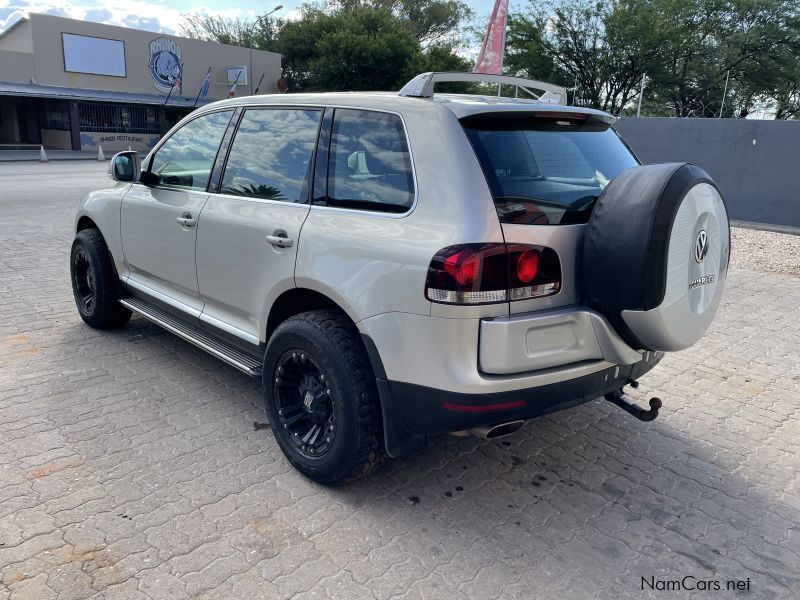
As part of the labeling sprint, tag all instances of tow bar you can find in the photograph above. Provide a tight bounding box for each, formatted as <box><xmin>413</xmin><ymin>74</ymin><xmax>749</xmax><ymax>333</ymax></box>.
<box><xmin>604</xmin><ymin>381</ymin><xmax>662</xmax><ymax>422</ymax></box>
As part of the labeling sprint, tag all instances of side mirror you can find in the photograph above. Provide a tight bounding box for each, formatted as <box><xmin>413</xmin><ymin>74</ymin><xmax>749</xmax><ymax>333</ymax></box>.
<box><xmin>107</xmin><ymin>151</ymin><xmax>141</xmax><ymax>183</ymax></box>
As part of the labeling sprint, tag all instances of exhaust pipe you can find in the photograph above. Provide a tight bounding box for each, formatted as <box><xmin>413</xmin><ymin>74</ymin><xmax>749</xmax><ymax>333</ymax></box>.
<box><xmin>468</xmin><ymin>420</ymin><xmax>526</xmax><ymax>440</ymax></box>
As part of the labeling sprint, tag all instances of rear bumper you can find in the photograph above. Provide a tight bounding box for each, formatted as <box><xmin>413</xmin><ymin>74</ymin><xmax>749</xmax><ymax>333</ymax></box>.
<box><xmin>376</xmin><ymin>353</ymin><xmax>663</xmax><ymax>457</ymax></box>
<box><xmin>357</xmin><ymin>310</ymin><xmax>645</xmax><ymax>396</ymax></box>
<box><xmin>479</xmin><ymin>308</ymin><xmax>642</xmax><ymax>374</ymax></box>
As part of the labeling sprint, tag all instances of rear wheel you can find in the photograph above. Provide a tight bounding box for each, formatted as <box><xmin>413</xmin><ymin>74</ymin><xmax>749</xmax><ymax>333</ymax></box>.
<box><xmin>262</xmin><ymin>310</ymin><xmax>384</xmax><ymax>484</ymax></box>
<box><xmin>70</xmin><ymin>229</ymin><xmax>131</xmax><ymax>329</ymax></box>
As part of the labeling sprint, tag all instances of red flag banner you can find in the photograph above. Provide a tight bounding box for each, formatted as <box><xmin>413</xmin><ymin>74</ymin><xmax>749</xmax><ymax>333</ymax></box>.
<box><xmin>474</xmin><ymin>0</ymin><xmax>509</xmax><ymax>75</ymax></box>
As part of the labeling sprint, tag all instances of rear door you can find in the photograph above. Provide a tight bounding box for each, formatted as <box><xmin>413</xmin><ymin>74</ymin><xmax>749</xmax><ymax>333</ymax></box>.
<box><xmin>121</xmin><ymin>110</ymin><xmax>233</xmax><ymax>314</ymax></box>
<box><xmin>461</xmin><ymin>112</ymin><xmax>639</xmax><ymax>314</ymax></box>
<box><xmin>195</xmin><ymin>107</ymin><xmax>323</xmax><ymax>344</ymax></box>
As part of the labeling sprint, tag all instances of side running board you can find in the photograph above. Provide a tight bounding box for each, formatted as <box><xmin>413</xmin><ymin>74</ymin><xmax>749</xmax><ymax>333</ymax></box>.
<box><xmin>120</xmin><ymin>297</ymin><xmax>263</xmax><ymax>377</ymax></box>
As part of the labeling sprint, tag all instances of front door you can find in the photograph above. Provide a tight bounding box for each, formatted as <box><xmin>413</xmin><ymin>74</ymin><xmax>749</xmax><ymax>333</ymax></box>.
<box><xmin>195</xmin><ymin>107</ymin><xmax>323</xmax><ymax>343</ymax></box>
<box><xmin>121</xmin><ymin>109</ymin><xmax>233</xmax><ymax>314</ymax></box>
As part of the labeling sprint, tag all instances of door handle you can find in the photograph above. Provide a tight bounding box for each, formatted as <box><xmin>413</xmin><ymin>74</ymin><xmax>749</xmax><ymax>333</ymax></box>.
<box><xmin>266</xmin><ymin>232</ymin><xmax>293</xmax><ymax>248</ymax></box>
<box><xmin>176</xmin><ymin>215</ymin><xmax>196</xmax><ymax>227</ymax></box>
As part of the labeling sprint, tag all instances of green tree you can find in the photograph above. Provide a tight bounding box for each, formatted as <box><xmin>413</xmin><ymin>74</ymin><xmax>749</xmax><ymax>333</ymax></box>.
<box><xmin>182</xmin><ymin>4</ymin><xmax>472</xmax><ymax>93</ymax></box>
<box><xmin>773</xmin><ymin>79</ymin><xmax>800</xmax><ymax>120</ymax></box>
<box><xmin>181</xmin><ymin>13</ymin><xmax>282</xmax><ymax>51</ymax></box>
<box><xmin>403</xmin><ymin>43</ymin><xmax>471</xmax><ymax>77</ymax></box>
<box><xmin>303</xmin><ymin>8</ymin><xmax>420</xmax><ymax>91</ymax></box>
<box><xmin>505</xmin><ymin>0</ymin><xmax>800</xmax><ymax>118</ymax></box>
<box><xmin>505</xmin><ymin>0</ymin><xmax>658</xmax><ymax>113</ymax></box>
<box><xmin>637</xmin><ymin>0</ymin><xmax>800</xmax><ymax>118</ymax></box>
<box><xmin>327</xmin><ymin>0</ymin><xmax>473</xmax><ymax>45</ymax></box>
<box><xmin>504</xmin><ymin>13</ymin><xmax>565</xmax><ymax>88</ymax></box>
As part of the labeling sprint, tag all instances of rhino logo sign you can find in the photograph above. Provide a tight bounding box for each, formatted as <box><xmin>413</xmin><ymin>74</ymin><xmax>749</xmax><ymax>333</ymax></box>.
<box><xmin>149</xmin><ymin>38</ymin><xmax>182</xmax><ymax>94</ymax></box>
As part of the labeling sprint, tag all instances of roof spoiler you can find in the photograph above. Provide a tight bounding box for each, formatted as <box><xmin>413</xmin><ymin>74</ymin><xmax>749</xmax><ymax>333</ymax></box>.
<box><xmin>398</xmin><ymin>72</ymin><xmax>567</xmax><ymax>104</ymax></box>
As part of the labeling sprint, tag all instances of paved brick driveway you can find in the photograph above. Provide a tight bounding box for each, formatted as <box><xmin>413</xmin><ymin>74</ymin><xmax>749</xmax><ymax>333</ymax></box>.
<box><xmin>0</xmin><ymin>162</ymin><xmax>798</xmax><ymax>599</ymax></box>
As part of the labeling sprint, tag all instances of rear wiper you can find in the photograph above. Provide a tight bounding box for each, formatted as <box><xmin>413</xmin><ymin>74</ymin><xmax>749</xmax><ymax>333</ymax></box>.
<box><xmin>493</xmin><ymin>195</ymin><xmax>563</xmax><ymax>209</ymax></box>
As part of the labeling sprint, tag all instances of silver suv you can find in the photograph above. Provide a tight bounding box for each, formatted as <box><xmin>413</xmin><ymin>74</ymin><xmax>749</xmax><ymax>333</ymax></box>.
<box><xmin>71</xmin><ymin>72</ymin><xmax>730</xmax><ymax>484</ymax></box>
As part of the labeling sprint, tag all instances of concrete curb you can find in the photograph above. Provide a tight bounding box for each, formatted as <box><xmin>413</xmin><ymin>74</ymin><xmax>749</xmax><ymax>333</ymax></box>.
<box><xmin>0</xmin><ymin>155</ymin><xmax>109</xmax><ymax>162</ymax></box>
<box><xmin>731</xmin><ymin>220</ymin><xmax>800</xmax><ymax>237</ymax></box>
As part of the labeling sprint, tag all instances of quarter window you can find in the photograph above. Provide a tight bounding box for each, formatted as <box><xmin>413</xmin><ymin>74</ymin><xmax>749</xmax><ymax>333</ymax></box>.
<box><xmin>327</xmin><ymin>109</ymin><xmax>414</xmax><ymax>213</ymax></box>
<box><xmin>221</xmin><ymin>108</ymin><xmax>322</xmax><ymax>203</ymax></box>
<box><xmin>149</xmin><ymin>110</ymin><xmax>233</xmax><ymax>191</ymax></box>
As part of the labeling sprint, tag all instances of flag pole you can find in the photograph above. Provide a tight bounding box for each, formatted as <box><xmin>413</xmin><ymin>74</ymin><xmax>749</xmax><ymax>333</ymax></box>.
<box><xmin>228</xmin><ymin>70</ymin><xmax>241</xmax><ymax>98</ymax></box>
<box><xmin>253</xmin><ymin>72</ymin><xmax>265</xmax><ymax>95</ymax></box>
<box><xmin>163</xmin><ymin>63</ymin><xmax>182</xmax><ymax>106</ymax></box>
<box><xmin>497</xmin><ymin>2</ymin><xmax>507</xmax><ymax>97</ymax></box>
<box><xmin>193</xmin><ymin>67</ymin><xmax>212</xmax><ymax>108</ymax></box>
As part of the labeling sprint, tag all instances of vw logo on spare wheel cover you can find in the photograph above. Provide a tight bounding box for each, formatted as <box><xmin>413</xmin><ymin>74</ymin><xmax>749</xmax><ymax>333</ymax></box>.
<box><xmin>149</xmin><ymin>38</ymin><xmax>182</xmax><ymax>94</ymax></box>
<box><xmin>694</xmin><ymin>229</ymin><xmax>709</xmax><ymax>263</ymax></box>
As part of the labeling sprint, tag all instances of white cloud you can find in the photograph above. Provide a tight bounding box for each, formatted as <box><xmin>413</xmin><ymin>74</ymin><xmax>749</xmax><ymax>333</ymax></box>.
<box><xmin>283</xmin><ymin>8</ymin><xmax>302</xmax><ymax>22</ymax></box>
<box><xmin>1</xmin><ymin>1</ymin><xmax>256</xmax><ymax>36</ymax></box>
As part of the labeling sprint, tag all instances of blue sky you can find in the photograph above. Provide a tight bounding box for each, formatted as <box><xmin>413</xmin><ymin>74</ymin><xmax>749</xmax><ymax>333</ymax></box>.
<box><xmin>0</xmin><ymin>0</ymin><xmax>515</xmax><ymax>36</ymax></box>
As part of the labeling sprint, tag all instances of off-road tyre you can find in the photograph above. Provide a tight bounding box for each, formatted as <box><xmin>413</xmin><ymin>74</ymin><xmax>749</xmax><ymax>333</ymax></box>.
<box><xmin>70</xmin><ymin>229</ymin><xmax>131</xmax><ymax>329</ymax></box>
<box><xmin>262</xmin><ymin>309</ymin><xmax>384</xmax><ymax>485</ymax></box>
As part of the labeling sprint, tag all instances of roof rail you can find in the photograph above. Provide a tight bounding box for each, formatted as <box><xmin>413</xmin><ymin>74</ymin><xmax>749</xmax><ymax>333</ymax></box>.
<box><xmin>398</xmin><ymin>72</ymin><xmax>567</xmax><ymax>104</ymax></box>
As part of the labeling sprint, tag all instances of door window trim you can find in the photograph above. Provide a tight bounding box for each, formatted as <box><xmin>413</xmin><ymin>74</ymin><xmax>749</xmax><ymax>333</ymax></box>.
<box><xmin>207</xmin><ymin>107</ymin><xmax>243</xmax><ymax>194</ymax></box>
<box><xmin>312</xmin><ymin>108</ymin><xmax>333</xmax><ymax>205</ymax></box>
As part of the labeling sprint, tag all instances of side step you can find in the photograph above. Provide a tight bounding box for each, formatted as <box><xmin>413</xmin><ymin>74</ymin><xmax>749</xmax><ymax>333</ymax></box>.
<box><xmin>120</xmin><ymin>298</ymin><xmax>263</xmax><ymax>377</ymax></box>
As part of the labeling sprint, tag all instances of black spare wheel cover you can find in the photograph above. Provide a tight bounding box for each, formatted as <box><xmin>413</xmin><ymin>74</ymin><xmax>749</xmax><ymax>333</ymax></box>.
<box><xmin>583</xmin><ymin>163</ymin><xmax>730</xmax><ymax>352</ymax></box>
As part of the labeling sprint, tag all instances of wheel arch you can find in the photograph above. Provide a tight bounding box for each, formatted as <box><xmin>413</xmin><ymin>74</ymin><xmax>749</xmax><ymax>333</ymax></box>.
<box><xmin>76</xmin><ymin>215</ymin><xmax>99</xmax><ymax>233</ymax></box>
<box><xmin>266</xmin><ymin>288</ymin><xmax>350</xmax><ymax>343</ymax></box>
<box><xmin>74</xmin><ymin>213</ymin><xmax>126</xmax><ymax>293</ymax></box>
<box><xmin>265</xmin><ymin>287</ymin><xmax>389</xmax><ymax>381</ymax></box>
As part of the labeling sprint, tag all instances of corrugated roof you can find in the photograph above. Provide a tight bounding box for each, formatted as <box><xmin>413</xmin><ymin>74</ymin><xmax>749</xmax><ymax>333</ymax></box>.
<box><xmin>0</xmin><ymin>80</ymin><xmax>212</xmax><ymax>107</ymax></box>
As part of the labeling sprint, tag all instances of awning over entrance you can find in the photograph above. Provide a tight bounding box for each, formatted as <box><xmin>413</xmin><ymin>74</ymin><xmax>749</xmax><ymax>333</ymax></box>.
<box><xmin>0</xmin><ymin>80</ymin><xmax>212</xmax><ymax>107</ymax></box>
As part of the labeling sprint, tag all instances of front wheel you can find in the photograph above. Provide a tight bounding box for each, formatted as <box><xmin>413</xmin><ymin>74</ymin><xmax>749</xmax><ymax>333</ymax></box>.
<box><xmin>262</xmin><ymin>310</ymin><xmax>384</xmax><ymax>485</ymax></box>
<box><xmin>70</xmin><ymin>229</ymin><xmax>131</xmax><ymax>329</ymax></box>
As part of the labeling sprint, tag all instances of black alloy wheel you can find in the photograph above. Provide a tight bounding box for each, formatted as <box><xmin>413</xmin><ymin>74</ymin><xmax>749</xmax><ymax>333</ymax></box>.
<box><xmin>273</xmin><ymin>349</ymin><xmax>336</xmax><ymax>458</ymax></box>
<box><xmin>72</xmin><ymin>246</ymin><xmax>96</xmax><ymax>316</ymax></box>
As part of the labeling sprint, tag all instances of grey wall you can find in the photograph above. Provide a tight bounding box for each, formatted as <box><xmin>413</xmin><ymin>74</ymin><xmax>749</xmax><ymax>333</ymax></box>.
<box><xmin>614</xmin><ymin>117</ymin><xmax>800</xmax><ymax>228</ymax></box>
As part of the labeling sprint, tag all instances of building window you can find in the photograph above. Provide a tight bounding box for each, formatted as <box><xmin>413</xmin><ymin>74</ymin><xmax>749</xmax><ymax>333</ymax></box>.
<box><xmin>43</xmin><ymin>102</ymin><xmax>70</xmax><ymax>131</ymax></box>
<box><xmin>78</xmin><ymin>102</ymin><xmax>160</xmax><ymax>134</ymax></box>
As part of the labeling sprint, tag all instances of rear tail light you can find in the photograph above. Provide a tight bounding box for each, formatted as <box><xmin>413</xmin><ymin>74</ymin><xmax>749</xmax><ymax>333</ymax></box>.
<box><xmin>425</xmin><ymin>243</ymin><xmax>561</xmax><ymax>305</ymax></box>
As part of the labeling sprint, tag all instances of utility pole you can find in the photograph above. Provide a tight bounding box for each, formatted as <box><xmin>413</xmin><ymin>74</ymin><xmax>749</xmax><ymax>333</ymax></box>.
<box><xmin>719</xmin><ymin>70</ymin><xmax>730</xmax><ymax>118</ymax></box>
<box><xmin>636</xmin><ymin>74</ymin><xmax>646</xmax><ymax>117</ymax></box>
<box><xmin>249</xmin><ymin>6</ymin><xmax>283</xmax><ymax>96</ymax></box>
<box><xmin>572</xmin><ymin>73</ymin><xmax>578</xmax><ymax>106</ymax></box>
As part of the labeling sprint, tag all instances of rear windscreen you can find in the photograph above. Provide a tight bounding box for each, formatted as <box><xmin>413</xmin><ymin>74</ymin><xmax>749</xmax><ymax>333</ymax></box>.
<box><xmin>462</xmin><ymin>114</ymin><xmax>639</xmax><ymax>225</ymax></box>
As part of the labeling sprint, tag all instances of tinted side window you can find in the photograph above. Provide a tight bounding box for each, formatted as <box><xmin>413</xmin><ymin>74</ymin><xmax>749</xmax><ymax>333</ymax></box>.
<box><xmin>328</xmin><ymin>109</ymin><xmax>414</xmax><ymax>213</ymax></box>
<box><xmin>150</xmin><ymin>110</ymin><xmax>233</xmax><ymax>191</ymax></box>
<box><xmin>220</xmin><ymin>108</ymin><xmax>322</xmax><ymax>203</ymax></box>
